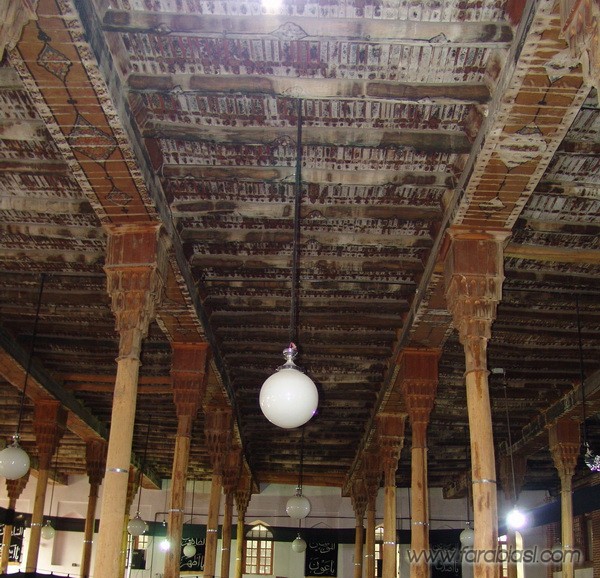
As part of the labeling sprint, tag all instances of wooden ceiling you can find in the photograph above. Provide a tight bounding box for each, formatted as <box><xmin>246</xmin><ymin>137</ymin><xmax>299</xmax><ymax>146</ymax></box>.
<box><xmin>0</xmin><ymin>0</ymin><xmax>598</xmax><ymax>498</ymax></box>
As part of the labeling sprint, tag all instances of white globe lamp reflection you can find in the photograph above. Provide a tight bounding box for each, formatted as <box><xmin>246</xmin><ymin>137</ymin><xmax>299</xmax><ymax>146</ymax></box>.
<box><xmin>0</xmin><ymin>435</ymin><xmax>30</xmax><ymax>480</ymax></box>
<box><xmin>41</xmin><ymin>520</ymin><xmax>56</xmax><ymax>540</ymax></box>
<box><xmin>292</xmin><ymin>534</ymin><xmax>307</xmax><ymax>553</ymax></box>
<box><xmin>286</xmin><ymin>492</ymin><xmax>311</xmax><ymax>519</ymax></box>
<box><xmin>183</xmin><ymin>541</ymin><xmax>197</xmax><ymax>557</ymax></box>
<box><xmin>127</xmin><ymin>513</ymin><xmax>148</xmax><ymax>536</ymax></box>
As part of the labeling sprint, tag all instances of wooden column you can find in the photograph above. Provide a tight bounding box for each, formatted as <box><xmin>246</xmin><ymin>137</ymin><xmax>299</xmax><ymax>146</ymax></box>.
<box><xmin>164</xmin><ymin>343</ymin><xmax>209</xmax><ymax>578</ymax></box>
<box><xmin>364</xmin><ymin>451</ymin><xmax>382</xmax><ymax>578</ymax></box>
<box><xmin>93</xmin><ymin>224</ymin><xmax>168</xmax><ymax>578</ymax></box>
<box><xmin>498</xmin><ymin>455</ymin><xmax>527</xmax><ymax>578</ymax></box>
<box><xmin>400</xmin><ymin>348</ymin><xmax>439</xmax><ymax>578</ymax></box>
<box><xmin>221</xmin><ymin>447</ymin><xmax>242</xmax><ymax>578</ymax></box>
<box><xmin>378</xmin><ymin>413</ymin><xmax>406</xmax><ymax>578</ymax></box>
<box><xmin>234</xmin><ymin>474</ymin><xmax>252</xmax><ymax>578</ymax></box>
<box><xmin>204</xmin><ymin>407</ymin><xmax>232</xmax><ymax>578</ymax></box>
<box><xmin>80</xmin><ymin>439</ymin><xmax>107</xmax><ymax>578</ymax></box>
<box><xmin>351</xmin><ymin>477</ymin><xmax>368</xmax><ymax>578</ymax></box>
<box><xmin>1</xmin><ymin>472</ymin><xmax>29</xmax><ymax>573</ymax></box>
<box><xmin>445</xmin><ymin>230</ymin><xmax>507</xmax><ymax>578</ymax></box>
<box><xmin>25</xmin><ymin>400</ymin><xmax>67</xmax><ymax>572</ymax></box>
<box><xmin>549</xmin><ymin>419</ymin><xmax>580</xmax><ymax>578</ymax></box>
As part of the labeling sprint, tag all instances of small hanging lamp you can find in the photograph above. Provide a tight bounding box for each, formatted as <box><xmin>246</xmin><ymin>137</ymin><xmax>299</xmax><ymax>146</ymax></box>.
<box><xmin>127</xmin><ymin>418</ymin><xmax>151</xmax><ymax>536</ymax></box>
<box><xmin>259</xmin><ymin>99</ymin><xmax>318</xmax><ymax>429</ymax></box>
<box><xmin>41</xmin><ymin>443</ymin><xmax>60</xmax><ymax>540</ymax></box>
<box><xmin>182</xmin><ymin>479</ymin><xmax>197</xmax><ymax>558</ymax></box>
<box><xmin>286</xmin><ymin>428</ymin><xmax>311</xmax><ymax>519</ymax></box>
<box><xmin>459</xmin><ymin>427</ymin><xmax>474</xmax><ymax>547</ymax></box>
<box><xmin>0</xmin><ymin>274</ymin><xmax>46</xmax><ymax>480</ymax></box>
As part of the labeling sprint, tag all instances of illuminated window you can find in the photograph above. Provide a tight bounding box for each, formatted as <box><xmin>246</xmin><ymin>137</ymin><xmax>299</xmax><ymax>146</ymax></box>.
<box><xmin>374</xmin><ymin>525</ymin><xmax>384</xmax><ymax>577</ymax></box>
<box><xmin>498</xmin><ymin>533</ymin><xmax>523</xmax><ymax>578</ymax></box>
<box><xmin>244</xmin><ymin>523</ymin><xmax>274</xmax><ymax>575</ymax></box>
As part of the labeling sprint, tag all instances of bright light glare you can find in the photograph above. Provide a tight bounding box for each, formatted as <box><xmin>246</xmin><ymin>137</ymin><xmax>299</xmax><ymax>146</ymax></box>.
<box><xmin>506</xmin><ymin>507</ymin><xmax>526</xmax><ymax>530</ymax></box>
<box><xmin>159</xmin><ymin>538</ymin><xmax>171</xmax><ymax>552</ymax></box>
<box><xmin>261</xmin><ymin>0</ymin><xmax>283</xmax><ymax>12</ymax></box>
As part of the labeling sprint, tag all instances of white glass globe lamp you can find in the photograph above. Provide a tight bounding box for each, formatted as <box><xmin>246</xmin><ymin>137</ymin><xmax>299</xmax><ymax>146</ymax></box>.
<box><xmin>127</xmin><ymin>512</ymin><xmax>149</xmax><ymax>536</ymax></box>
<box><xmin>459</xmin><ymin>522</ymin><xmax>474</xmax><ymax>547</ymax></box>
<box><xmin>0</xmin><ymin>435</ymin><xmax>30</xmax><ymax>480</ymax></box>
<box><xmin>286</xmin><ymin>488</ymin><xmax>311</xmax><ymax>519</ymax></box>
<box><xmin>506</xmin><ymin>507</ymin><xmax>526</xmax><ymax>530</ymax></box>
<box><xmin>292</xmin><ymin>534</ymin><xmax>307</xmax><ymax>553</ymax></box>
<box><xmin>41</xmin><ymin>520</ymin><xmax>56</xmax><ymax>540</ymax></box>
<box><xmin>183</xmin><ymin>541</ymin><xmax>197</xmax><ymax>558</ymax></box>
<box><xmin>260</xmin><ymin>345</ymin><xmax>318</xmax><ymax>429</ymax></box>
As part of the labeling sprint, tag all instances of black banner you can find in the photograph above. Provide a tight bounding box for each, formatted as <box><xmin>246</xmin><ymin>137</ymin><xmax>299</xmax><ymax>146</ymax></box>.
<box><xmin>305</xmin><ymin>539</ymin><xmax>337</xmax><ymax>577</ymax></box>
<box><xmin>179</xmin><ymin>536</ymin><xmax>205</xmax><ymax>573</ymax></box>
<box><xmin>0</xmin><ymin>523</ymin><xmax>24</xmax><ymax>563</ymax></box>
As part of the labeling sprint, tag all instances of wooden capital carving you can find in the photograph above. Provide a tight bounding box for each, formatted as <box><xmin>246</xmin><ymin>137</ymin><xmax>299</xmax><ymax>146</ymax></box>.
<box><xmin>104</xmin><ymin>224</ymin><xmax>169</xmax><ymax>358</ymax></box>
<box><xmin>235</xmin><ymin>472</ymin><xmax>252</xmax><ymax>515</ymax></box>
<box><xmin>549</xmin><ymin>419</ymin><xmax>581</xmax><ymax>479</ymax></box>
<box><xmin>171</xmin><ymin>343</ymin><xmax>210</xmax><ymax>418</ymax></box>
<box><xmin>377</xmin><ymin>413</ymin><xmax>406</xmax><ymax>485</ymax></box>
<box><xmin>33</xmin><ymin>400</ymin><xmax>67</xmax><ymax>470</ymax></box>
<box><xmin>499</xmin><ymin>454</ymin><xmax>527</xmax><ymax>502</ymax></box>
<box><xmin>222</xmin><ymin>447</ymin><xmax>243</xmax><ymax>494</ymax></box>
<box><xmin>561</xmin><ymin>0</ymin><xmax>600</xmax><ymax>92</ymax></box>
<box><xmin>398</xmin><ymin>349</ymin><xmax>439</xmax><ymax>445</ymax></box>
<box><xmin>85</xmin><ymin>439</ymin><xmax>107</xmax><ymax>487</ymax></box>
<box><xmin>6</xmin><ymin>471</ymin><xmax>29</xmax><ymax>502</ymax></box>
<box><xmin>351</xmin><ymin>477</ymin><xmax>368</xmax><ymax>520</ymax></box>
<box><xmin>205</xmin><ymin>407</ymin><xmax>233</xmax><ymax>472</ymax></box>
<box><xmin>363</xmin><ymin>451</ymin><xmax>382</xmax><ymax>504</ymax></box>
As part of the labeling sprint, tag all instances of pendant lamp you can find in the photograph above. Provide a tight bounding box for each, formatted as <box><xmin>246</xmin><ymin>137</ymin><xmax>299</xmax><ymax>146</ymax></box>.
<box><xmin>0</xmin><ymin>274</ymin><xmax>46</xmax><ymax>480</ymax></box>
<box><xmin>459</xmin><ymin>427</ymin><xmax>474</xmax><ymax>547</ymax></box>
<box><xmin>259</xmin><ymin>99</ymin><xmax>318</xmax><ymax>429</ymax></box>
<box><xmin>498</xmin><ymin>368</ymin><xmax>527</xmax><ymax>530</ymax></box>
<box><xmin>41</xmin><ymin>443</ymin><xmax>60</xmax><ymax>540</ymax></box>
<box><xmin>286</xmin><ymin>428</ymin><xmax>311</xmax><ymax>519</ymax></box>
<box><xmin>128</xmin><ymin>418</ymin><xmax>151</xmax><ymax>536</ymax></box>
<box><xmin>182</xmin><ymin>479</ymin><xmax>197</xmax><ymax>558</ymax></box>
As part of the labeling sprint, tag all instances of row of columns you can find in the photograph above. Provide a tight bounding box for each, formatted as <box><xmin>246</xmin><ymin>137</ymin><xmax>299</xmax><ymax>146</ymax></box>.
<box><xmin>1</xmin><ymin>227</ymin><xmax>585</xmax><ymax>578</ymax></box>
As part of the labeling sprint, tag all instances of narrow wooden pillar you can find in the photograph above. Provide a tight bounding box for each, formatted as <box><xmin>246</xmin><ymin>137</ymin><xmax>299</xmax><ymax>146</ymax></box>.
<box><xmin>25</xmin><ymin>400</ymin><xmax>67</xmax><ymax>572</ymax></box>
<box><xmin>378</xmin><ymin>413</ymin><xmax>406</xmax><ymax>578</ymax></box>
<box><xmin>498</xmin><ymin>455</ymin><xmax>527</xmax><ymax>578</ymax></box>
<box><xmin>80</xmin><ymin>439</ymin><xmax>107</xmax><ymax>578</ymax></box>
<box><xmin>1</xmin><ymin>472</ymin><xmax>29</xmax><ymax>573</ymax></box>
<box><xmin>204</xmin><ymin>407</ymin><xmax>232</xmax><ymax>578</ymax></box>
<box><xmin>234</xmin><ymin>473</ymin><xmax>252</xmax><ymax>578</ymax></box>
<box><xmin>351</xmin><ymin>478</ymin><xmax>368</xmax><ymax>578</ymax></box>
<box><xmin>445</xmin><ymin>230</ymin><xmax>508</xmax><ymax>578</ymax></box>
<box><xmin>549</xmin><ymin>419</ymin><xmax>580</xmax><ymax>578</ymax></box>
<box><xmin>364</xmin><ymin>451</ymin><xmax>382</xmax><ymax>578</ymax></box>
<box><xmin>399</xmin><ymin>349</ymin><xmax>439</xmax><ymax>578</ymax></box>
<box><xmin>221</xmin><ymin>447</ymin><xmax>242</xmax><ymax>578</ymax></box>
<box><xmin>164</xmin><ymin>343</ymin><xmax>209</xmax><ymax>578</ymax></box>
<box><xmin>93</xmin><ymin>224</ymin><xmax>168</xmax><ymax>578</ymax></box>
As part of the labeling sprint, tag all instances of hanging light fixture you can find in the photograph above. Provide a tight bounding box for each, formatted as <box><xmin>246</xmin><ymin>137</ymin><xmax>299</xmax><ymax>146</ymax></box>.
<box><xmin>182</xmin><ymin>479</ymin><xmax>197</xmax><ymax>558</ymax></box>
<box><xmin>41</xmin><ymin>443</ymin><xmax>60</xmax><ymax>540</ymax></box>
<box><xmin>259</xmin><ymin>99</ymin><xmax>318</xmax><ymax>430</ymax></box>
<box><xmin>291</xmin><ymin>519</ymin><xmax>307</xmax><ymax>553</ymax></box>
<box><xmin>460</xmin><ymin>427</ymin><xmax>474</xmax><ymax>547</ymax></box>
<box><xmin>127</xmin><ymin>418</ymin><xmax>151</xmax><ymax>536</ymax></box>
<box><xmin>0</xmin><ymin>274</ymin><xmax>46</xmax><ymax>480</ymax></box>
<box><xmin>575</xmin><ymin>296</ymin><xmax>600</xmax><ymax>471</ymax></box>
<box><xmin>498</xmin><ymin>369</ymin><xmax>527</xmax><ymax>531</ymax></box>
<box><xmin>286</xmin><ymin>428</ymin><xmax>311</xmax><ymax>519</ymax></box>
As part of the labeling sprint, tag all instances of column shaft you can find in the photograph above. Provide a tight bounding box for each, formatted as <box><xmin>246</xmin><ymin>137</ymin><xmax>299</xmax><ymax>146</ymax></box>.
<box><xmin>354</xmin><ymin>521</ymin><xmax>365</xmax><ymax>578</ymax></box>
<box><xmin>365</xmin><ymin>500</ymin><xmax>376</xmax><ymax>578</ymax></box>
<box><xmin>234</xmin><ymin>510</ymin><xmax>246</xmax><ymax>578</ymax></box>
<box><xmin>80</xmin><ymin>483</ymin><xmax>99</xmax><ymax>577</ymax></box>
<box><xmin>221</xmin><ymin>491</ymin><xmax>234</xmax><ymax>578</ymax></box>
<box><xmin>0</xmin><ymin>498</ymin><xmax>16</xmax><ymax>573</ymax></box>
<box><xmin>204</xmin><ymin>471</ymin><xmax>223</xmax><ymax>578</ymax></box>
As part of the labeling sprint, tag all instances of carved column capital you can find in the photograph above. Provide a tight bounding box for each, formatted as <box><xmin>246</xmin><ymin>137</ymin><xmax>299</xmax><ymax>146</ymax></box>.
<box><xmin>549</xmin><ymin>419</ymin><xmax>580</xmax><ymax>480</ymax></box>
<box><xmin>205</xmin><ymin>406</ymin><xmax>233</xmax><ymax>473</ymax></box>
<box><xmin>351</xmin><ymin>477</ymin><xmax>368</xmax><ymax>521</ymax></box>
<box><xmin>377</xmin><ymin>413</ymin><xmax>406</xmax><ymax>486</ymax></box>
<box><xmin>6</xmin><ymin>471</ymin><xmax>29</xmax><ymax>502</ymax></box>
<box><xmin>33</xmin><ymin>400</ymin><xmax>67</xmax><ymax>470</ymax></box>
<box><xmin>235</xmin><ymin>472</ymin><xmax>253</xmax><ymax>517</ymax></box>
<box><xmin>499</xmin><ymin>454</ymin><xmax>527</xmax><ymax>502</ymax></box>
<box><xmin>104</xmin><ymin>224</ymin><xmax>170</xmax><ymax>358</ymax></box>
<box><xmin>398</xmin><ymin>348</ymin><xmax>439</xmax><ymax>447</ymax></box>
<box><xmin>85</xmin><ymin>439</ymin><xmax>107</xmax><ymax>488</ymax></box>
<box><xmin>363</xmin><ymin>450</ymin><xmax>382</xmax><ymax>507</ymax></box>
<box><xmin>222</xmin><ymin>447</ymin><xmax>243</xmax><ymax>495</ymax></box>
<box><xmin>171</xmin><ymin>342</ymin><xmax>209</xmax><ymax>419</ymax></box>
